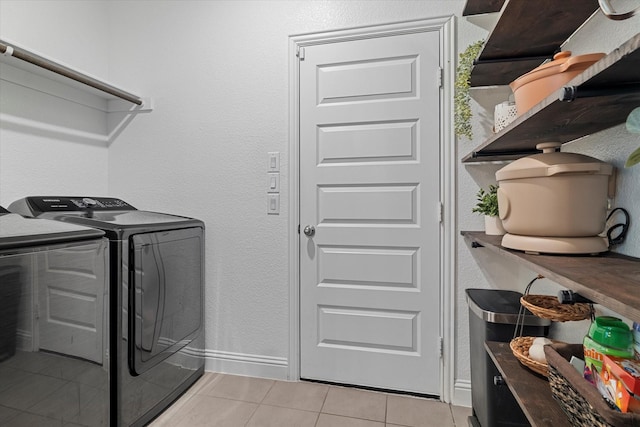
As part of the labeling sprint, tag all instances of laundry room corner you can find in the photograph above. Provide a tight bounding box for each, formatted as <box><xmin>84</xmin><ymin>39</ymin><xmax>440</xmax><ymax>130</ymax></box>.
<box><xmin>2</xmin><ymin>0</ymin><xmax>488</xmax><ymax>412</ymax></box>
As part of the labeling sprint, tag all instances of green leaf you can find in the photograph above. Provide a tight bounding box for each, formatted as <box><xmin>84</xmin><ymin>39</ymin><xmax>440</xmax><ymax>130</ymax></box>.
<box><xmin>625</xmin><ymin>145</ymin><xmax>640</xmax><ymax>168</ymax></box>
<box><xmin>472</xmin><ymin>185</ymin><xmax>499</xmax><ymax>216</ymax></box>
<box><xmin>626</xmin><ymin>107</ymin><xmax>640</xmax><ymax>134</ymax></box>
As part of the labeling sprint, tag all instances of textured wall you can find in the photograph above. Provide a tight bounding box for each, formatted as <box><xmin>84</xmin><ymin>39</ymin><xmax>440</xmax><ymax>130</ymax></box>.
<box><xmin>0</xmin><ymin>0</ymin><xmax>110</xmax><ymax>203</ymax></box>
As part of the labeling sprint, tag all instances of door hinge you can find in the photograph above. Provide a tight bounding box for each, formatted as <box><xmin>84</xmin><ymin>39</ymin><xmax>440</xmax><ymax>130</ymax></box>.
<box><xmin>297</xmin><ymin>224</ymin><xmax>300</xmax><ymax>234</ymax></box>
<box><xmin>297</xmin><ymin>47</ymin><xmax>305</xmax><ymax>61</ymax></box>
<box><xmin>437</xmin><ymin>202</ymin><xmax>443</xmax><ymax>224</ymax></box>
<box><xmin>437</xmin><ymin>67</ymin><xmax>443</xmax><ymax>88</ymax></box>
<box><xmin>438</xmin><ymin>336</ymin><xmax>443</xmax><ymax>359</ymax></box>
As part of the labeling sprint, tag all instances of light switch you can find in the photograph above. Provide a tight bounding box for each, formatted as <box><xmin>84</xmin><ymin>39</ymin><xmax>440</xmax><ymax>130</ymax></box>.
<box><xmin>267</xmin><ymin>172</ymin><xmax>280</xmax><ymax>193</ymax></box>
<box><xmin>267</xmin><ymin>194</ymin><xmax>280</xmax><ymax>215</ymax></box>
<box><xmin>268</xmin><ymin>152</ymin><xmax>280</xmax><ymax>172</ymax></box>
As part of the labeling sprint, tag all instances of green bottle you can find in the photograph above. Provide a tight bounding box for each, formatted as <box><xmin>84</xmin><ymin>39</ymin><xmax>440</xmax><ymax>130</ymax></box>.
<box><xmin>583</xmin><ymin>316</ymin><xmax>634</xmax><ymax>385</ymax></box>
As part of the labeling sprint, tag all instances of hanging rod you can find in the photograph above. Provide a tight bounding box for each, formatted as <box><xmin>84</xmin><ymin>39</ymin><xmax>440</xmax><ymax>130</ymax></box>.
<box><xmin>0</xmin><ymin>40</ymin><xmax>143</xmax><ymax>106</ymax></box>
<box><xmin>473</xmin><ymin>54</ymin><xmax>553</xmax><ymax>66</ymax></box>
<box><xmin>472</xmin><ymin>148</ymin><xmax>540</xmax><ymax>158</ymax></box>
<box><xmin>559</xmin><ymin>84</ymin><xmax>640</xmax><ymax>102</ymax></box>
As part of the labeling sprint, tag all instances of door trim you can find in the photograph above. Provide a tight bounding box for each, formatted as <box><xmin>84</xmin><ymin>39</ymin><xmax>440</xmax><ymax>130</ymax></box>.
<box><xmin>288</xmin><ymin>16</ymin><xmax>456</xmax><ymax>402</ymax></box>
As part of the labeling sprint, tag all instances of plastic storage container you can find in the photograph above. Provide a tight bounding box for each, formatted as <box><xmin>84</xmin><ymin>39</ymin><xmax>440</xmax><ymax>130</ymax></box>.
<box><xmin>466</xmin><ymin>288</ymin><xmax>550</xmax><ymax>427</ymax></box>
<box><xmin>583</xmin><ymin>316</ymin><xmax>634</xmax><ymax>384</ymax></box>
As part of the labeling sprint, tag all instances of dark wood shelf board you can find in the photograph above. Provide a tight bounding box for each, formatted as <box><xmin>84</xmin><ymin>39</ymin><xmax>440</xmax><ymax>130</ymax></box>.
<box><xmin>485</xmin><ymin>341</ymin><xmax>570</xmax><ymax>427</ymax></box>
<box><xmin>580</xmin><ymin>32</ymin><xmax>640</xmax><ymax>87</ymax></box>
<box><xmin>462</xmin><ymin>231</ymin><xmax>640</xmax><ymax>322</ymax></box>
<box><xmin>462</xmin><ymin>0</ymin><xmax>506</xmax><ymax>16</ymax></box>
<box><xmin>470</xmin><ymin>58</ymin><xmax>546</xmax><ymax>87</ymax></box>
<box><xmin>463</xmin><ymin>33</ymin><xmax>640</xmax><ymax>163</ymax></box>
<box><xmin>469</xmin><ymin>0</ymin><xmax>600</xmax><ymax>87</ymax></box>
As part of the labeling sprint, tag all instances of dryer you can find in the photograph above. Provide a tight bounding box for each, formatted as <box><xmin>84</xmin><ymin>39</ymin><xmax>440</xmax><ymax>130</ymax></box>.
<box><xmin>9</xmin><ymin>197</ymin><xmax>205</xmax><ymax>427</ymax></box>
<box><xmin>0</xmin><ymin>205</ymin><xmax>109</xmax><ymax>426</ymax></box>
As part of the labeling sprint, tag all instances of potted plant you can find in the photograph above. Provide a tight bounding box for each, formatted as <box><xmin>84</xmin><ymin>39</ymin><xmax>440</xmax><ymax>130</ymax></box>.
<box><xmin>472</xmin><ymin>185</ymin><xmax>506</xmax><ymax>235</ymax></box>
<box><xmin>625</xmin><ymin>107</ymin><xmax>640</xmax><ymax>167</ymax></box>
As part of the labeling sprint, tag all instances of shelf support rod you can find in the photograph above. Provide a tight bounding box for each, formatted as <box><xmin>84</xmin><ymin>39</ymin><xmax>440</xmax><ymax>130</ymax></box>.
<box><xmin>560</xmin><ymin>84</ymin><xmax>640</xmax><ymax>102</ymax></box>
<box><xmin>472</xmin><ymin>148</ymin><xmax>540</xmax><ymax>158</ymax></box>
<box><xmin>473</xmin><ymin>54</ymin><xmax>553</xmax><ymax>65</ymax></box>
<box><xmin>0</xmin><ymin>41</ymin><xmax>143</xmax><ymax>106</ymax></box>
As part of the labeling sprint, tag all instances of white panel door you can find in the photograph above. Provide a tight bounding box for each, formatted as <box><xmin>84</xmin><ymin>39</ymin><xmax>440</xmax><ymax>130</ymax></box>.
<box><xmin>299</xmin><ymin>30</ymin><xmax>442</xmax><ymax>395</ymax></box>
<box><xmin>37</xmin><ymin>241</ymin><xmax>107</xmax><ymax>363</ymax></box>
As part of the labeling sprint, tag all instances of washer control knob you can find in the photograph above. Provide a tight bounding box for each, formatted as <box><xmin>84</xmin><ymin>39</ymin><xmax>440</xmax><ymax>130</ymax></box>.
<box><xmin>82</xmin><ymin>198</ymin><xmax>98</xmax><ymax>207</ymax></box>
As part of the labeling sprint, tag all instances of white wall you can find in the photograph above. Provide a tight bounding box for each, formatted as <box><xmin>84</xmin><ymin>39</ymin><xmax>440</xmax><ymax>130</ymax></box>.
<box><xmin>0</xmin><ymin>0</ymin><xmax>111</xmax><ymax>202</ymax></box>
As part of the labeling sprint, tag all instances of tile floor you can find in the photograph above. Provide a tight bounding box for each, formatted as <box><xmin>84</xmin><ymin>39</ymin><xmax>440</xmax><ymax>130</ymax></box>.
<box><xmin>150</xmin><ymin>373</ymin><xmax>472</xmax><ymax>427</ymax></box>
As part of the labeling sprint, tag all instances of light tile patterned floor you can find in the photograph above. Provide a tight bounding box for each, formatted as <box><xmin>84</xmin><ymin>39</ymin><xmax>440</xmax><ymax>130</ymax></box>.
<box><xmin>150</xmin><ymin>373</ymin><xmax>471</xmax><ymax>427</ymax></box>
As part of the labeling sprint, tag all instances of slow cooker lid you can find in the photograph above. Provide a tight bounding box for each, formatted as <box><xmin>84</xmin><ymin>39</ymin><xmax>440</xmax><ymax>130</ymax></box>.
<box><xmin>496</xmin><ymin>142</ymin><xmax>613</xmax><ymax>181</ymax></box>
<box><xmin>509</xmin><ymin>51</ymin><xmax>605</xmax><ymax>91</ymax></box>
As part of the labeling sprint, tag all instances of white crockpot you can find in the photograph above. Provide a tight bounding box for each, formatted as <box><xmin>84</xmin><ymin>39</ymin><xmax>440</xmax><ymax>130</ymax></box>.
<box><xmin>496</xmin><ymin>143</ymin><xmax>613</xmax><ymax>237</ymax></box>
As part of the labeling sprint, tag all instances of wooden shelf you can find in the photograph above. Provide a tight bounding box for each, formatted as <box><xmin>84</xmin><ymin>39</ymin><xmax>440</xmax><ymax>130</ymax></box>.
<box><xmin>462</xmin><ymin>231</ymin><xmax>640</xmax><ymax>322</ymax></box>
<box><xmin>469</xmin><ymin>0</ymin><xmax>599</xmax><ymax>87</ymax></box>
<box><xmin>485</xmin><ymin>341</ymin><xmax>570</xmax><ymax>427</ymax></box>
<box><xmin>463</xmin><ymin>33</ymin><xmax>640</xmax><ymax>162</ymax></box>
<box><xmin>462</xmin><ymin>0</ymin><xmax>505</xmax><ymax>16</ymax></box>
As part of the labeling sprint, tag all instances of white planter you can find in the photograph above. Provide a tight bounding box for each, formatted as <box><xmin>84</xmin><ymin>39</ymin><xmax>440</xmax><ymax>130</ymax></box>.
<box><xmin>484</xmin><ymin>215</ymin><xmax>506</xmax><ymax>236</ymax></box>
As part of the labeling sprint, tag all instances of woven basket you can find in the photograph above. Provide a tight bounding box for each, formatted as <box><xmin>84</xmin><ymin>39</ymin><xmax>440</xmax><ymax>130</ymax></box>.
<box><xmin>521</xmin><ymin>295</ymin><xmax>592</xmax><ymax>322</ymax></box>
<box><xmin>510</xmin><ymin>336</ymin><xmax>550</xmax><ymax>377</ymax></box>
<box><xmin>545</xmin><ymin>343</ymin><xmax>640</xmax><ymax>427</ymax></box>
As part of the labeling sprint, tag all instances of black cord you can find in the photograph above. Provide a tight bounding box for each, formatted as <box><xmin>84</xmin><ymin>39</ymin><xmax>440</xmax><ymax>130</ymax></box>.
<box><xmin>606</xmin><ymin>207</ymin><xmax>630</xmax><ymax>246</ymax></box>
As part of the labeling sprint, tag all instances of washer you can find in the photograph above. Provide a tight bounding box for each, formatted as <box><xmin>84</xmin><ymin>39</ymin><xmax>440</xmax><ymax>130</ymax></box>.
<box><xmin>9</xmin><ymin>197</ymin><xmax>205</xmax><ymax>427</ymax></box>
<box><xmin>0</xmin><ymin>205</ymin><xmax>109</xmax><ymax>426</ymax></box>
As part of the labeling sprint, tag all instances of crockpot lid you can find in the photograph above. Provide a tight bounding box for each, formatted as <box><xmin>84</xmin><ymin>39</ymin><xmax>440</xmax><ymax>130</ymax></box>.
<box><xmin>510</xmin><ymin>51</ymin><xmax>605</xmax><ymax>90</ymax></box>
<box><xmin>496</xmin><ymin>142</ymin><xmax>613</xmax><ymax>181</ymax></box>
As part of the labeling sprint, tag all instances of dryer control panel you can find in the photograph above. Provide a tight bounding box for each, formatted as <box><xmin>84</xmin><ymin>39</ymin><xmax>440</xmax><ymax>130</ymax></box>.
<box><xmin>12</xmin><ymin>196</ymin><xmax>136</xmax><ymax>215</ymax></box>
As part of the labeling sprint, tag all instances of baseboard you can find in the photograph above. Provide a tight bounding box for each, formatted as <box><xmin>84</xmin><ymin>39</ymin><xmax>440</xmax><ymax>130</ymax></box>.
<box><xmin>204</xmin><ymin>349</ymin><xmax>289</xmax><ymax>380</ymax></box>
<box><xmin>203</xmin><ymin>348</ymin><xmax>473</xmax><ymax>405</ymax></box>
<box><xmin>452</xmin><ymin>379</ymin><xmax>472</xmax><ymax>408</ymax></box>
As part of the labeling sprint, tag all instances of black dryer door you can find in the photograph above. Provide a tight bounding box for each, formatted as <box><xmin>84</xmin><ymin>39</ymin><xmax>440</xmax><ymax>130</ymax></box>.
<box><xmin>129</xmin><ymin>226</ymin><xmax>203</xmax><ymax>375</ymax></box>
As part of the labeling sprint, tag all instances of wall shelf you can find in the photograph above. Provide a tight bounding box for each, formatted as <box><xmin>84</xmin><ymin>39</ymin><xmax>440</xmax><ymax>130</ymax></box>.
<box><xmin>468</xmin><ymin>0</ymin><xmax>599</xmax><ymax>87</ymax></box>
<box><xmin>462</xmin><ymin>33</ymin><xmax>640</xmax><ymax>163</ymax></box>
<box><xmin>462</xmin><ymin>231</ymin><xmax>640</xmax><ymax>322</ymax></box>
<box><xmin>485</xmin><ymin>341</ymin><xmax>570</xmax><ymax>427</ymax></box>
<box><xmin>0</xmin><ymin>38</ymin><xmax>149</xmax><ymax>111</ymax></box>
<box><xmin>462</xmin><ymin>0</ymin><xmax>505</xmax><ymax>16</ymax></box>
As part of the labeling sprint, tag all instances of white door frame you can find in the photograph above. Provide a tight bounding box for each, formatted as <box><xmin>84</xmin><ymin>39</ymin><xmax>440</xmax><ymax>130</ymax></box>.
<box><xmin>288</xmin><ymin>16</ymin><xmax>456</xmax><ymax>402</ymax></box>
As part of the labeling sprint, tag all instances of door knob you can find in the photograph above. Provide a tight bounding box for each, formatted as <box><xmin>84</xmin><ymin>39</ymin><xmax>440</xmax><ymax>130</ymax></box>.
<box><xmin>303</xmin><ymin>225</ymin><xmax>315</xmax><ymax>237</ymax></box>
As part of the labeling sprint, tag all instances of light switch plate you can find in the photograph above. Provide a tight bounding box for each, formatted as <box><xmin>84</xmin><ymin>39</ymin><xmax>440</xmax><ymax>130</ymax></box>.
<box><xmin>267</xmin><ymin>194</ymin><xmax>280</xmax><ymax>215</ymax></box>
<box><xmin>268</xmin><ymin>152</ymin><xmax>280</xmax><ymax>172</ymax></box>
<box><xmin>267</xmin><ymin>172</ymin><xmax>280</xmax><ymax>193</ymax></box>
